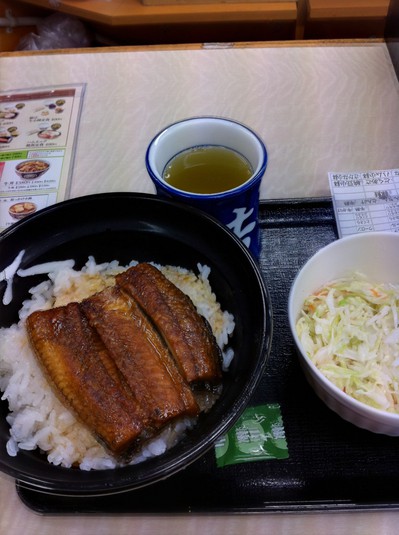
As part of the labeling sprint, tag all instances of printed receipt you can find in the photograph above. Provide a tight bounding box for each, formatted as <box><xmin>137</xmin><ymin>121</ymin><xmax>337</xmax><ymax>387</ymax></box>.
<box><xmin>328</xmin><ymin>168</ymin><xmax>399</xmax><ymax>238</ymax></box>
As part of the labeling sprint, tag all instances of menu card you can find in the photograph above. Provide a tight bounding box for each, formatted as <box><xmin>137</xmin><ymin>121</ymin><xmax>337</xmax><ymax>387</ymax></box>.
<box><xmin>0</xmin><ymin>84</ymin><xmax>85</xmax><ymax>232</ymax></box>
<box><xmin>328</xmin><ymin>168</ymin><xmax>399</xmax><ymax>238</ymax></box>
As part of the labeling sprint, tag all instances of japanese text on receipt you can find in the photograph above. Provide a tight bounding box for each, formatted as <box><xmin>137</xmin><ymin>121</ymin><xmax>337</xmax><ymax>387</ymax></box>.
<box><xmin>329</xmin><ymin>169</ymin><xmax>399</xmax><ymax>238</ymax></box>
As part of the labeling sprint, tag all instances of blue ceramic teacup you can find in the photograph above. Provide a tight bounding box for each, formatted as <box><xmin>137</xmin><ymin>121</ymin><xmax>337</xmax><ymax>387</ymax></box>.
<box><xmin>145</xmin><ymin>116</ymin><xmax>267</xmax><ymax>258</ymax></box>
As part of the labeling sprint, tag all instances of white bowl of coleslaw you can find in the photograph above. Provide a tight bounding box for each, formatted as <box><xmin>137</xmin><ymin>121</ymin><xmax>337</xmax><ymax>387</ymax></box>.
<box><xmin>288</xmin><ymin>231</ymin><xmax>399</xmax><ymax>436</ymax></box>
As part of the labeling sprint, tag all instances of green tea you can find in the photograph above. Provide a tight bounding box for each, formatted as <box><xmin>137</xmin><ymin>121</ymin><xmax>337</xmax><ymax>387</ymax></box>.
<box><xmin>163</xmin><ymin>145</ymin><xmax>253</xmax><ymax>194</ymax></box>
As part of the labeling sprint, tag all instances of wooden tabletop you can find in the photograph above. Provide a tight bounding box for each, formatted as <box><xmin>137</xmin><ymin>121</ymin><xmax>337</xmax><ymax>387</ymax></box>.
<box><xmin>17</xmin><ymin>0</ymin><xmax>297</xmax><ymax>25</ymax></box>
<box><xmin>1</xmin><ymin>40</ymin><xmax>399</xmax><ymax>534</ymax></box>
<box><xmin>308</xmin><ymin>0</ymin><xmax>389</xmax><ymax>19</ymax></box>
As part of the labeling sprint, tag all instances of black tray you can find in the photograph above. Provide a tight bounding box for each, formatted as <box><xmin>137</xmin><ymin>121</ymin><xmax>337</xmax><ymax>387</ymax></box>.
<box><xmin>16</xmin><ymin>197</ymin><xmax>399</xmax><ymax>514</ymax></box>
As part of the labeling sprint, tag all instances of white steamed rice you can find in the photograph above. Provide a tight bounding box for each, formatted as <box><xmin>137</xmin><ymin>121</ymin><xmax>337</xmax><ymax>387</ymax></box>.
<box><xmin>0</xmin><ymin>257</ymin><xmax>235</xmax><ymax>470</ymax></box>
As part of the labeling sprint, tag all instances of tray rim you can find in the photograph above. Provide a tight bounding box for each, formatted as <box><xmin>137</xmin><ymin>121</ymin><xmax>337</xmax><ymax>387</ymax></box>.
<box><xmin>16</xmin><ymin>196</ymin><xmax>396</xmax><ymax>515</ymax></box>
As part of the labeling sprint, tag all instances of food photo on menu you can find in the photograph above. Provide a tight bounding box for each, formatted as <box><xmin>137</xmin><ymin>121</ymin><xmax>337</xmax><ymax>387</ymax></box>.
<box><xmin>0</xmin><ymin>84</ymin><xmax>85</xmax><ymax>231</ymax></box>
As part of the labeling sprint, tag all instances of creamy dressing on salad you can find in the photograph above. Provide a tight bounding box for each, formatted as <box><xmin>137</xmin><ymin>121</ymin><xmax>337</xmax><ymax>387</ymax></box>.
<box><xmin>296</xmin><ymin>272</ymin><xmax>399</xmax><ymax>413</ymax></box>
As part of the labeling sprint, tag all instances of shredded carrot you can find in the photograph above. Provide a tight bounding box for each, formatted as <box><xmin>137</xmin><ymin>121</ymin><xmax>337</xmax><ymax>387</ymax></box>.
<box><xmin>314</xmin><ymin>289</ymin><xmax>328</xmax><ymax>297</ymax></box>
<box><xmin>306</xmin><ymin>303</ymin><xmax>316</xmax><ymax>313</ymax></box>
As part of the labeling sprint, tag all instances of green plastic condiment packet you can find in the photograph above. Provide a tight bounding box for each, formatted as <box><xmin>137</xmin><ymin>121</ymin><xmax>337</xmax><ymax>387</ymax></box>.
<box><xmin>214</xmin><ymin>403</ymin><xmax>289</xmax><ymax>468</ymax></box>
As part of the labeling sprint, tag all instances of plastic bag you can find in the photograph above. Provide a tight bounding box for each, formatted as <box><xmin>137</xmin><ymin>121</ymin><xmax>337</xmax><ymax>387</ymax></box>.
<box><xmin>17</xmin><ymin>13</ymin><xmax>92</xmax><ymax>51</ymax></box>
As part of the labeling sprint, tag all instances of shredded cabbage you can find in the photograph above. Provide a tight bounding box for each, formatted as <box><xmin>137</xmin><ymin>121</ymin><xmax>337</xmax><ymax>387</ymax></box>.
<box><xmin>296</xmin><ymin>272</ymin><xmax>399</xmax><ymax>413</ymax></box>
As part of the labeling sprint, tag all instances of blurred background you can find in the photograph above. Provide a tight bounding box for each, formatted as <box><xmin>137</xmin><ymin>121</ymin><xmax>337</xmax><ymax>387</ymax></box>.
<box><xmin>0</xmin><ymin>0</ymin><xmax>396</xmax><ymax>51</ymax></box>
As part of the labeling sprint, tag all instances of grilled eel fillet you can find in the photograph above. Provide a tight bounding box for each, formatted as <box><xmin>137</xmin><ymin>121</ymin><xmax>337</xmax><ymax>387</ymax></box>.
<box><xmin>116</xmin><ymin>263</ymin><xmax>222</xmax><ymax>385</ymax></box>
<box><xmin>26</xmin><ymin>264</ymin><xmax>221</xmax><ymax>458</ymax></box>
<box><xmin>81</xmin><ymin>285</ymin><xmax>199</xmax><ymax>428</ymax></box>
<box><xmin>26</xmin><ymin>302</ymin><xmax>149</xmax><ymax>458</ymax></box>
